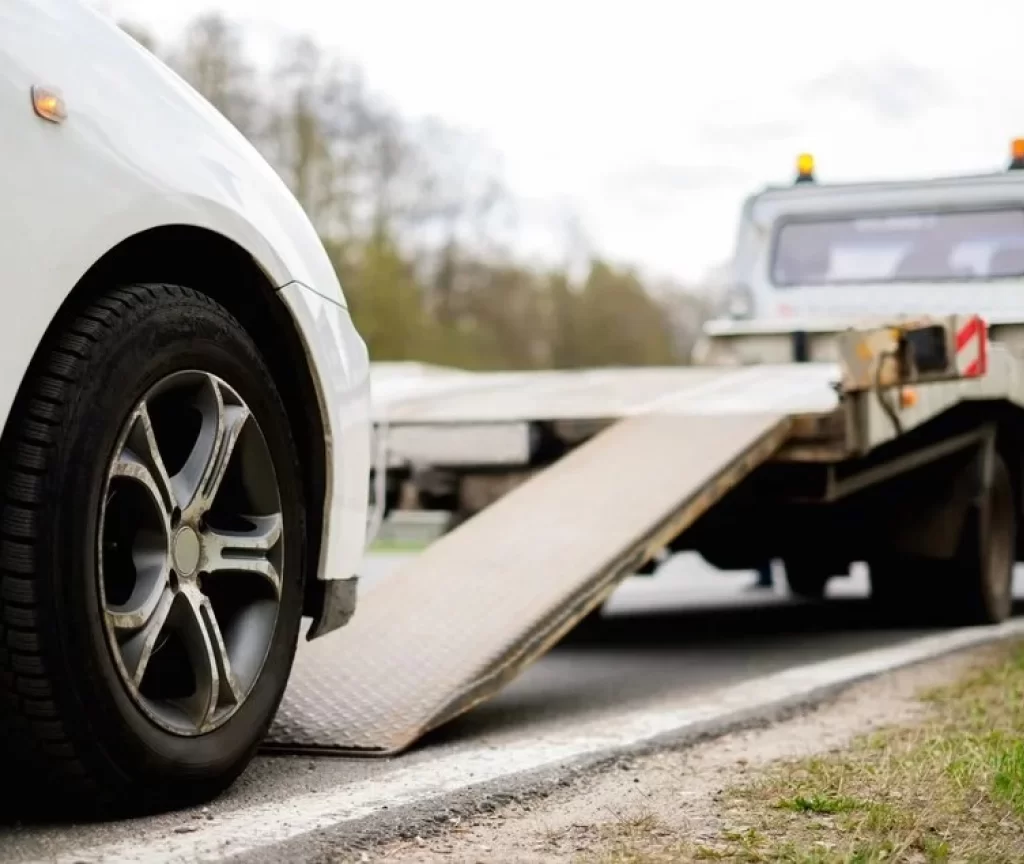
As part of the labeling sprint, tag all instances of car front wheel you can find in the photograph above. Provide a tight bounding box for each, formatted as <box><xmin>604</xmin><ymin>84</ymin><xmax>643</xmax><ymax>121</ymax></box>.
<box><xmin>0</xmin><ymin>284</ymin><xmax>305</xmax><ymax>814</ymax></box>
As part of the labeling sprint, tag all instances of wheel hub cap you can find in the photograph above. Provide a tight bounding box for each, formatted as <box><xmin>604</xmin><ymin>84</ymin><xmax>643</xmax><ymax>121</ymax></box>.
<box><xmin>172</xmin><ymin>526</ymin><xmax>201</xmax><ymax>578</ymax></box>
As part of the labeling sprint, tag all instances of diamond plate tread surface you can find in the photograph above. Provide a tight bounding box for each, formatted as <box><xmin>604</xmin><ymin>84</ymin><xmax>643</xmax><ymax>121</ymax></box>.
<box><xmin>265</xmin><ymin>411</ymin><xmax>791</xmax><ymax>755</ymax></box>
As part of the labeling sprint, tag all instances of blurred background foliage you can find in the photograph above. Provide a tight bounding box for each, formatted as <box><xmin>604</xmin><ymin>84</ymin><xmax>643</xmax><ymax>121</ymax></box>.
<box><xmin>119</xmin><ymin>15</ymin><xmax>715</xmax><ymax>369</ymax></box>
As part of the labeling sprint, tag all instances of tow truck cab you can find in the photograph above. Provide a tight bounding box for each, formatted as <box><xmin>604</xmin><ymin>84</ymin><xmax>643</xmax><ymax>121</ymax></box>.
<box><xmin>722</xmin><ymin>139</ymin><xmax>1024</xmax><ymax>324</ymax></box>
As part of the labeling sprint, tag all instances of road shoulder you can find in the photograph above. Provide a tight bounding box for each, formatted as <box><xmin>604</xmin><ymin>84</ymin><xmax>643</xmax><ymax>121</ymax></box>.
<box><xmin>362</xmin><ymin>641</ymin><xmax>1022</xmax><ymax>863</ymax></box>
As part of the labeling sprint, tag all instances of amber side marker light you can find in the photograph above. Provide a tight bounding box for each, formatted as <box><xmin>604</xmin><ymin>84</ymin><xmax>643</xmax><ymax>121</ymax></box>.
<box><xmin>31</xmin><ymin>85</ymin><xmax>67</xmax><ymax>124</ymax></box>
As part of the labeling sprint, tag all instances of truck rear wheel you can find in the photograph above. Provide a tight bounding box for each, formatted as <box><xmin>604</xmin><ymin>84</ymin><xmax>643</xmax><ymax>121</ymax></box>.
<box><xmin>782</xmin><ymin>561</ymin><xmax>831</xmax><ymax>600</ymax></box>
<box><xmin>950</xmin><ymin>450</ymin><xmax>1016</xmax><ymax>624</ymax></box>
<box><xmin>870</xmin><ymin>452</ymin><xmax>1016</xmax><ymax>626</ymax></box>
<box><xmin>0</xmin><ymin>284</ymin><xmax>305</xmax><ymax>815</ymax></box>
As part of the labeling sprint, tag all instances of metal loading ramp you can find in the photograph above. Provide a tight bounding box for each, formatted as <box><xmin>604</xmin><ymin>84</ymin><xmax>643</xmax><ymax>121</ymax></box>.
<box><xmin>264</xmin><ymin>411</ymin><xmax>792</xmax><ymax>756</ymax></box>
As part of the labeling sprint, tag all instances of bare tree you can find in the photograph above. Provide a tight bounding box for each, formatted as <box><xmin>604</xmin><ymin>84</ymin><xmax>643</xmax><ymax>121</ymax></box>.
<box><xmin>263</xmin><ymin>35</ymin><xmax>348</xmax><ymax>234</ymax></box>
<box><xmin>171</xmin><ymin>14</ymin><xmax>260</xmax><ymax>138</ymax></box>
<box><xmin>400</xmin><ymin>120</ymin><xmax>511</xmax><ymax>252</ymax></box>
<box><xmin>117</xmin><ymin>20</ymin><xmax>157</xmax><ymax>53</ymax></box>
<box><xmin>163</xmin><ymin>11</ymin><xmax>706</xmax><ymax>373</ymax></box>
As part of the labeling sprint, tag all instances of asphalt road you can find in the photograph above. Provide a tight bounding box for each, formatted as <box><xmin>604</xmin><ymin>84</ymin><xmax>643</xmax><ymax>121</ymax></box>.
<box><xmin>5</xmin><ymin>554</ymin><xmax>1024</xmax><ymax>862</ymax></box>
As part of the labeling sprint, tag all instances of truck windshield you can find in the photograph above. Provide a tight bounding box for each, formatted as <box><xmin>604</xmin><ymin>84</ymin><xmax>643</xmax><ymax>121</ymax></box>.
<box><xmin>771</xmin><ymin>208</ymin><xmax>1024</xmax><ymax>287</ymax></box>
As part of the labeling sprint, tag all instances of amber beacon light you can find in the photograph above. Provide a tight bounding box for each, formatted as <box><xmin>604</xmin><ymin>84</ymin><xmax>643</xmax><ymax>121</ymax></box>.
<box><xmin>1010</xmin><ymin>138</ymin><xmax>1024</xmax><ymax>171</ymax></box>
<box><xmin>795</xmin><ymin>152</ymin><xmax>815</xmax><ymax>183</ymax></box>
<box><xmin>31</xmin><ymin>85</ymin><xmax>67</xmax><ymax>124</ymax></box>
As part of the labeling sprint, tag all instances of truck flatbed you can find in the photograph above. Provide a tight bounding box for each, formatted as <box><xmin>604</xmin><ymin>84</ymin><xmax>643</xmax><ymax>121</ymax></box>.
<box><xmin>266</xmin><ymin>316</ymin><xmax>1024</xmax><ymax>756</ymax></box>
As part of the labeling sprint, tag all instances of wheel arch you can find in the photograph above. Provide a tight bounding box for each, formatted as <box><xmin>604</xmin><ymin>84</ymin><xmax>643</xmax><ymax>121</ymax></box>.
<box><xmin>33</xmin><ymin>225</ymin><xmax>329</xmax><ymax>618</ymax></box>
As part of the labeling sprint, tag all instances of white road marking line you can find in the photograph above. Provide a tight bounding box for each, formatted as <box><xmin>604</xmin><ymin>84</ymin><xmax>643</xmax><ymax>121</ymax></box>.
<box><xmin>52</xmin><ymin>619</ymin><xmax>1024</xmax><ymax>864</ymax></box>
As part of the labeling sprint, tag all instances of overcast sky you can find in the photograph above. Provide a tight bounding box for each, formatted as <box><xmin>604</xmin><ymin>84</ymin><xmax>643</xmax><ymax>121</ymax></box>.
<box><xmin>93</xmin><ymin>0</ymin><xmax>1024</xmax><ymax>284</ymax></box>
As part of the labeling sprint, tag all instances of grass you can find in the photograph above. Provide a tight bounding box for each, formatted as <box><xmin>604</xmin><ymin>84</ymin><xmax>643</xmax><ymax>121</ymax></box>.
<box><xmin>576</xmin><ymin>641</ymin><xmax>1024</xmax><ymax>864</ymax></box>
<box><xmin>776</xmin><ymin>794</ymin><xmax>866</xmax><ymax>816</ymax></box>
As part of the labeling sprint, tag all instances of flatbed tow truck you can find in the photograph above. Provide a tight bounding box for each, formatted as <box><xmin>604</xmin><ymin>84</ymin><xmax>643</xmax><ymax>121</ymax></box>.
<box><xmin>260</xmin><ymin>312</ymin><xmax>1024</xmax><ymax>758</ymax></box>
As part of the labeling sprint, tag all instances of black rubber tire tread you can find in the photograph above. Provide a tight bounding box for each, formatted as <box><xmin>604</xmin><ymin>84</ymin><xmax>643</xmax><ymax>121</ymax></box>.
<box><xmin>867</xmin><ymin>563</ymin><xmax>937</xmax><ymax>626</ymax></box>
<box><xmin>0</xmin><ymin>293</ymin><xmax>127</xmax><ymax>806</ymax></box>
<box><xmin>0</xmin><ymin>283</ymin><xmax>303</xmax><ymax>815</ymax></box>
<box><xmin>948</xmin><ymin>451</ymin><xmax>1016</xmax><ymax>625</ymax></box>
<box><xmin>783</xmin><ymin>562</ymin><xmax>831</xmax><ymax>600</ymax></box>
<box><xmin>869</xmin><ymin>453</ymin><xmax>1016</xmax><ymax>627</ymax></box>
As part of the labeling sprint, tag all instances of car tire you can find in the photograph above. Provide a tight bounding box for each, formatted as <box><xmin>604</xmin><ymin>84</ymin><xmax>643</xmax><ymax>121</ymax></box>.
<box><xmin>0</xmin><ymin>283</ymin><xmax>305</xmax><ymax>815</ymax></box>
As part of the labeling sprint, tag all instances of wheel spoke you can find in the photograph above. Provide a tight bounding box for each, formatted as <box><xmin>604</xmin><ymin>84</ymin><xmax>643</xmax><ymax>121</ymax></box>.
<box><xmin>177</xmin><ymin>589</ymin><xmax>242</xmax><ymax>729</ymax></box>
<box><xmin>100</xmin><ymin>369</ymin><xmax>283</xmax><ymax>736</ymax></box>
<box><xmin>116</xmin><ymin>587</ymin><xmax>175</xmax><ymax>686</ymax></box>
<box><xmin>105</xmin><ymin>552</ymin><xmax>171</xmax><ymax>632</ymax></box>
<box><xmin>203</xmin><ymin>514</ymin><xmax>283</xmax><ymax>597</ymax></box>
<box><xmin>200</xmin><ymin>598</ymin><xmax>244</xmax><ymax>708</ymax></box>
<box><xmin>110</xmin><ymin>403</ymin><xmax>176</xmax><ymax>522</ymax></box>
<box><xmin>174</xmin><ymin>376</ymin><xmax>249</xmax><ymax>520</ymax></box>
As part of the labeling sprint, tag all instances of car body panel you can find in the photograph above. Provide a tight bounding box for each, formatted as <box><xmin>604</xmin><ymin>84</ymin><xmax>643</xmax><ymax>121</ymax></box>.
<box><xmin>279</xmin><ymin>283</ymin><xmax>371</xmax><ymax>587</ymax></box>
<box><xmin>0</xmin><ymin>0</ymin><xmax>370</xmax><ymax>595</ymax></box>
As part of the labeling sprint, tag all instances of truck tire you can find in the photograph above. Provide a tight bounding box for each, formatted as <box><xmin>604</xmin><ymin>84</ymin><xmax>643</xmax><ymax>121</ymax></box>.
<box><xmin>866</xmin><ymin>564</ymin><xmax>919</xmax><ymax>622</ymax></box>
<box><xmin>0</xmin><ymin>284</ymin><xmax>305</xmax><ymax>815</ymax></box>
<box><xmin>949</xmin><ymin>450</ymin><xmax>1016</xmax><ymax>624</ymax></box>
<box><xmin>782</xmin><ymin>561</ymin><xmax>831</xmax><ymax>600</ymax></box>
<box><xmin>870</xmin><ymin>452</ymin><xmax>1016</xmax><ymax>626</ymax></box>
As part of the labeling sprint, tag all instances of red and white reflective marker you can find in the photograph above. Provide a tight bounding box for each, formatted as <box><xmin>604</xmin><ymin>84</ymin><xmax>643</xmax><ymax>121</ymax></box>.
<box><xmin>955</xmin><ymin>314</ymin><xmax>988</xmax><ymax>378</ymax></box>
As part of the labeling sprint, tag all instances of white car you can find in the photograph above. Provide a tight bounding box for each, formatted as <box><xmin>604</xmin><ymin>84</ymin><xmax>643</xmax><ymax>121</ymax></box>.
<box><xmin>0</xmin><ymin>0</ymin><xmax>371</xmax><ymax>812</ymax></box>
